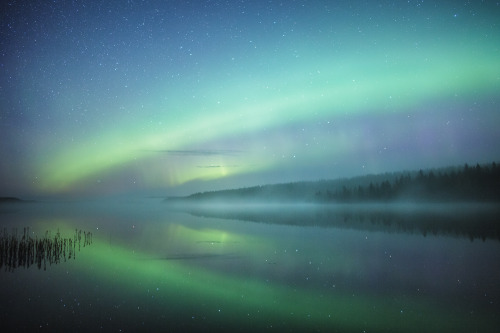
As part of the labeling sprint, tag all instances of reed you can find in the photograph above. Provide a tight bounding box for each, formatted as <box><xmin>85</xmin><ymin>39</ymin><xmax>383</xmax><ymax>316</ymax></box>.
<box><xmin>0</xmin><ymin>227</ymin><xmax>92</xmax><ymax>272</ymax></box>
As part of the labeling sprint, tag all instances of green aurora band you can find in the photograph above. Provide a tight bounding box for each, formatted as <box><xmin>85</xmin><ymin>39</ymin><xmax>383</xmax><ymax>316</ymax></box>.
<box><xmin>35</xmin><ymin>41</ymin><xmax>499</xmax><ymax>194</ymax></box>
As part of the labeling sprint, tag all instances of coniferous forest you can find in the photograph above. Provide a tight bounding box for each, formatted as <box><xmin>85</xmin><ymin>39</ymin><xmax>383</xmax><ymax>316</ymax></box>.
<box><xmin>169</xmin><ymin>162</ymin><xmax>500</xmax><ymax>203</ymax></box>
<box><xmin>315</xmin><ymin>162</ymin><xmax>500</xmax><ymax>203</ymax></box>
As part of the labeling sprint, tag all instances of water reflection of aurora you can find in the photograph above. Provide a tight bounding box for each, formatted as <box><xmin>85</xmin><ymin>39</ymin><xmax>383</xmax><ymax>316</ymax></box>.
<box><xmin>68</xmin><ymin>220</ymin><xmax>495</xmax><ymax>332</ymax></box>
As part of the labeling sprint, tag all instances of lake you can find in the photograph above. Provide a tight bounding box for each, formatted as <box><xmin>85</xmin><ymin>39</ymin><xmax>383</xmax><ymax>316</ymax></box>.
<box><xmin>1</xmin><ymin>200</ymin><xmax>499</xmax><ymax>332</ymax></box>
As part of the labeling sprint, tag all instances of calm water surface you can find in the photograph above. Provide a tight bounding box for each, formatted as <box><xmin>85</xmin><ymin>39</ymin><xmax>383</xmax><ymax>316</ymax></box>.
<box><xmin>1</xmin><ymin>200</ymin><xmax>499</xmax><ymax>332</ymax></box>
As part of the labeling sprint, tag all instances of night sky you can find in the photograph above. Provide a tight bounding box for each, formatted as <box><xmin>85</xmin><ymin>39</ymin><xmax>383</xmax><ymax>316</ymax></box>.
<box><xmin>1</xmin><ymin>0</ymin><xmax>499</xmax><ymax>199</ymax></box>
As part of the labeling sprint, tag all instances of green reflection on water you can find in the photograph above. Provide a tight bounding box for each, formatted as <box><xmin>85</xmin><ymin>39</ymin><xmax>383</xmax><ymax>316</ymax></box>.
<box><xmin>2</xmin><ymin>202</ymin><xmax>498</xmax><ymax>332</ymax></box>
<box><xmin>70</xmin><ymin>220</ymin><xmax>493</xmax><ymax>332</ymax></box>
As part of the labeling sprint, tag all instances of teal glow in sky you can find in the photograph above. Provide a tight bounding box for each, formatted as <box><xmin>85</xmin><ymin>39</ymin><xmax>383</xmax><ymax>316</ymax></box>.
<box><xmin>1</xmin><ymin>1</ymin><xmax>499</xmax><ymax>198</ymax></box>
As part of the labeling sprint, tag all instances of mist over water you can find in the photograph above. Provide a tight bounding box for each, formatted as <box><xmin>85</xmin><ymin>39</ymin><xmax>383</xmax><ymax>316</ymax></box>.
<box><xmin>168</xmin><ymin>201</ymin><xmax>500</xmax><ymax>241</ymax></box>
<box><xmin>1</xmin><ymin>200</ymin><xmax>499</xmax><ymax>332</ymax></box>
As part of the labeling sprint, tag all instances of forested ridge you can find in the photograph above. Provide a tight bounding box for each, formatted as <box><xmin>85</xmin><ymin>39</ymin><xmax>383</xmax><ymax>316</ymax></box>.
<box><xmin>169</xmin><ymin>162</ymin><xmax>500</xmax><ymax>203</ymax></box>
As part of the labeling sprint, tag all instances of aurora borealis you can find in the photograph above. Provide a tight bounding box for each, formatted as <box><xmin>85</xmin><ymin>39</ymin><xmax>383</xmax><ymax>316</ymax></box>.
<box><xmin>1</xmin><ymin>1</ymin><xmax>499</xmax><ymax>198</ymax></box>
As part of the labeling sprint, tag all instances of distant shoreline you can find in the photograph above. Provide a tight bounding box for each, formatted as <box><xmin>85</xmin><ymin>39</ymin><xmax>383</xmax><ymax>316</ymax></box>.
<box><xmin>165</xmin><ymin>162</ymin><xmax>500</xmax><ymax>204</ymax></box>
<box><xmin>0</xmin><ymin>197</ymin><xmax>35</xmax><ymax>204</ymax></box>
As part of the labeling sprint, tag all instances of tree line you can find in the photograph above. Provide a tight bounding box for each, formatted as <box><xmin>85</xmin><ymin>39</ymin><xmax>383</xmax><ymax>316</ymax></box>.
<box><xmin>170</xmin><ymin>162</ymin><xmax>500</xmax><ymax>203</ymax></box>
<box><xmin>316</xmin><ymin>162</ymin><xmax>500</xmax><ymax>202</ymax></box>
